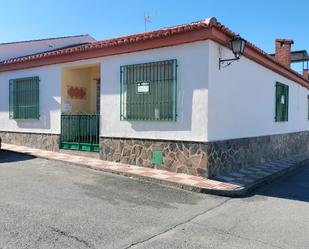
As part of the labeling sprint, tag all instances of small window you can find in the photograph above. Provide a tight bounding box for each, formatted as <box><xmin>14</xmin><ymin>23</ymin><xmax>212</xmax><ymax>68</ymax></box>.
<box><xmin>275</xmin><ymin>82</ymin><xmax>288</xmax><ymax>122</ymax></box>
<box><xmin>9</xmin><ymin>76</ymin><xmax>40</xmax><ymax>119</ymax></box>
<box><xmin>120</xmin><ymin>59</ymin><xmax>177</xmax><ymax>121</ymax></box>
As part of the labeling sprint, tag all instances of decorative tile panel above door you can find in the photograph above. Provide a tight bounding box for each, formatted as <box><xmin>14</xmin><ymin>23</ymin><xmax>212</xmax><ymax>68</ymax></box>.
<box><xmin>67</xmin><ymin>86</ymin><xmax>87</xmax><ymax>99</ymax></box>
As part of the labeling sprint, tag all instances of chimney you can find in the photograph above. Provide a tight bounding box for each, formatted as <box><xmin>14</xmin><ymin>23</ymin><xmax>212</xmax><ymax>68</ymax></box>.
<box><xmin>304</xmin><ymin>69</ymin><xmax>309</xmax><ymax>80</ymax></box>
<box><xmin>275</xmin><ymin>38</ymin><xmax>294</xmax><ymax>68</ymax></box>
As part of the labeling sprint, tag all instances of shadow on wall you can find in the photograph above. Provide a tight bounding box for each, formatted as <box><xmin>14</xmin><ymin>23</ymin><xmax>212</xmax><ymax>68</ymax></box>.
<box><xmin>0</xmin><ymin>150</ymin><xmax>35</xmax><ymax>163</ymax></box>
<box><xmin>101</xmin><ymin>77</ymin><xmax>196</xmax><ymax>132</ymax></box>
<box><xmin>100</xmin><ymin>56</ymin><xmax>207</xmax><ymax>133</ymax></box>
<box><xmin>0</xmin><ymin>73</ymin><xmax>60</xmax><ymax>131</ymax></box>
<box><xmin>130</xmin><ymin>89</ymin><xmax>193</xmax><ymax>132</ymax></box>
<box><xmin>14</xmin><ymin>96</ymin><xmax>60</xmax><ymax>130</ymax></box>
<box><xmin>16</xmin><ymin>112</ymin><xmax>52</xmax><ymax>130</ymax></box>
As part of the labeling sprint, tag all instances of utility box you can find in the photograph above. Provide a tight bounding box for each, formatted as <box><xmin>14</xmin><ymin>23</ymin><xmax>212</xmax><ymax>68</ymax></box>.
<box><xmin>152</xmin><ymin>151</ymin><xmax>163</xmax><ymax>166</ymax></box>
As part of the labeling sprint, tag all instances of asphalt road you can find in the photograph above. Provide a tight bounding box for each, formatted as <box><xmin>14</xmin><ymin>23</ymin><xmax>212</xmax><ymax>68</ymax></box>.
<box><xmin>0</xmin><ymin>150</ymin><xmax>308</xmax><ymax>249</ymax></box>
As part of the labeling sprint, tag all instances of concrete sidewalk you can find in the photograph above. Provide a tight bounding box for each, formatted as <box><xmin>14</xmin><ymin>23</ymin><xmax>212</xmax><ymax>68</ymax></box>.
<box><xmin>2</xmin><ymin>143</ymin><xmax>308</xmax><ymax>197</ymax></box>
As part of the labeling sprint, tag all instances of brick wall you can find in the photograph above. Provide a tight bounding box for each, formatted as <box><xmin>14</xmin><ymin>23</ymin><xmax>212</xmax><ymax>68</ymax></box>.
<box><xmin>275</xmin><ymin>38</ymin><xmax>294</xmax><ymax>68</ymax></box>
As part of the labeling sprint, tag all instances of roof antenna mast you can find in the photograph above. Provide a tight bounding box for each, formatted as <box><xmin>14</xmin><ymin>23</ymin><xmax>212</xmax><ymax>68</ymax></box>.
<box><xmin>144</xmin><ymin>12</ymin><xmax>151</xmax><ymax>32</ymax></box>
<box><xmin>144</xmin><ymin>11</ymin><xmax>157</xmax><ymax>32</ymax></box>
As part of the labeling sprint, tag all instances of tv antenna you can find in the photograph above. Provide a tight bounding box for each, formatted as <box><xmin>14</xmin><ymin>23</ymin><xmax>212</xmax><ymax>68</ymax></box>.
<box><xmin>144</xmin><ymin>12</ymin><xmax>157</xmax><ymax>32</ymax></box>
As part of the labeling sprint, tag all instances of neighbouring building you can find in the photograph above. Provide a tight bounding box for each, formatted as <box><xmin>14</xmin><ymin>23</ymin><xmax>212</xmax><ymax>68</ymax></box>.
<box><xmin>1</xmin><ymin>17</ymin><xmax>309</xmax><ymax>178</ymax></box>
<box><xmin>0</xmin><ymin>34</ymin><xmax>96</xmax><ymax>62</ymax></box>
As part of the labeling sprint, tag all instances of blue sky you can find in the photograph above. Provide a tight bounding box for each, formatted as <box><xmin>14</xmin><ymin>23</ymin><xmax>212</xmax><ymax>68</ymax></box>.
<box><xmin>0</xmin><ymin>0</ymin><xmax>308</xmax><ymax>56</ymax></box>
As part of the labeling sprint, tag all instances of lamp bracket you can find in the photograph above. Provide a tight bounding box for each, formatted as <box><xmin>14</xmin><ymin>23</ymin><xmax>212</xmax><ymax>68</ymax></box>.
<box><xmin>219</xmin><ymin>57</ymin><xmax>240</xmax><ymax>70</ymax></box>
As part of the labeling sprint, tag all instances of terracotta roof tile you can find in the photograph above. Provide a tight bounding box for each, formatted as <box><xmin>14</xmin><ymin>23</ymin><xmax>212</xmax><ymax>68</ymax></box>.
<box><xmin>0</xmin><ymin>17</ymin><xmax>308</xmax><ymax>86</ymax></box>
<box><xmin>0</xmin><ymin>18</ymin><xmax>215</xmax><ymax>65</ymax></box>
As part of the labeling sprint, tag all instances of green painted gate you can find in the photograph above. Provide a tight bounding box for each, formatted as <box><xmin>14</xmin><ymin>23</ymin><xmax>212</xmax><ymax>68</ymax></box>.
<box><xmin>60</xmin><ymin>114</ymin><xmax>100</xmax><ymax>152</ymax></box>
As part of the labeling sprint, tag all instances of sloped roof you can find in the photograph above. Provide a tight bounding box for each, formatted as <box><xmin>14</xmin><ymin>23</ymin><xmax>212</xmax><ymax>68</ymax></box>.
<box><xmin>0</xmin><ymin>34</ymin><xmax>96</xmax><ymax>61</ymax></box>
<box><xmin>0</xmin><ymin>19</ymin><xmax>212</xmax><ymax>65</ymax></box>
<box><xmin>0</xmin><ymin>17</ymin><xmax>308</xmax><ymax>88</ymax></box>
<box><xmin>0</xmin><ymin>34</ymin><xmax>95</xmax><ymax>45</ymax></box>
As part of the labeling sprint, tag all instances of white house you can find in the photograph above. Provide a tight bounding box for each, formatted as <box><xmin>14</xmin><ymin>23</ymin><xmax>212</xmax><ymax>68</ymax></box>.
<box><xmin>1</xmin><ymin>17</ymin><xmax>309</xmax><ymax>178</ymax></box>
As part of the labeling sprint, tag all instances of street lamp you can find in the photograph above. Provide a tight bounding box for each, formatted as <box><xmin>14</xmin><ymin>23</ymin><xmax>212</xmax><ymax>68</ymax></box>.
<box><xmin>219</xmin><ymin>34</ymin><xmax>247</xmax><ymax>69</ymax></box>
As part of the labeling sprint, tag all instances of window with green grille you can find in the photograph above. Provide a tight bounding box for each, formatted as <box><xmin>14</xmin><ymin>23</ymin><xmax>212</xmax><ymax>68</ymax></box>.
<box><xmin>9</xmin><ymin>76</ymin><xmax>40</xmax><ymax>119</ymax></box>
<box><xmin>307</xmin><ymin>95</ymin><xmax>309</xmax><ymax>120</ymax></box>
<box><xmin>120</xmin><ymin>59</ymin><xmax>177</xmax><ymax>121</ymax></box>
<box><xmin>275</xmin><ymin>82</ymin><xmax>289</xmax><ymax>122</ymax></box>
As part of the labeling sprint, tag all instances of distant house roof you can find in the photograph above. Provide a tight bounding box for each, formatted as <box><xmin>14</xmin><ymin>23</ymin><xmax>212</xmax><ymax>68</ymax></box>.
<box><xmin>0</xmin><ymin>34</ymin><xmax>96</xmax><ymax>61</ymax></box>
<box><xmin>290</xmin><ymin>50</ymin><xmax>309</xmax><ymax>62</ymax></box>
<box><xmin>270</xmin><ymin>50</ymin><xmax>309</xmax><ymax>63</ymax></box>
<box><xmin>0</xmin><ymin>18</ymin><xmax>308</xmax><ymax>88</ymax></box>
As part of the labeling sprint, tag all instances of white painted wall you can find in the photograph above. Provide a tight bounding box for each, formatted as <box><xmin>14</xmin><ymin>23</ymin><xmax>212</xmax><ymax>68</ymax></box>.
<box><xmin>0</xmin><ymin>41</ymin><xmax>210</xmax><ymax>142</ymax></box>
<box><xmin>100</xmin><ymin>41</ymin><xmax>209</xmax><ymax>142</ymax></box>
<box><xmin>208</xmin><ymin>40</ymin><xmax>309</xmax><ymax>141</ymax></box>
<box><xmin>0</xmin><ymin>65</ymin><xmax>61</xmax><ymax>134</ymax></box>
<box><xmin>1</xmin><ymin>39</ymin><xmax>309</xmax><ymax>143</ymax></box>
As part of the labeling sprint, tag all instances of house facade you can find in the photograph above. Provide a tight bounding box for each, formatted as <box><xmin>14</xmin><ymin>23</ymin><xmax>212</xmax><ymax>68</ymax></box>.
<box><xmin>1</xmin><ymin>17</ymin><xmax>309</xmax><ymax>178</ymax></box>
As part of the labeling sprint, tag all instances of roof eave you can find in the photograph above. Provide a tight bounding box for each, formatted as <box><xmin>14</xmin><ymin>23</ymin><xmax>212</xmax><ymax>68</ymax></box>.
<box><xmin>0</xmin><ymin>27</ymin><xmax>213</xmax><ymax>72</ymax></box>
<box><xmin>209</xmin><ymin>24</ymin><xmax>309</xmax><ymax>88</ymax></box>
<box><xmin>0</xmin><ymin>18</ymin><xmax>308</xmax><ymax>88</ymax></box>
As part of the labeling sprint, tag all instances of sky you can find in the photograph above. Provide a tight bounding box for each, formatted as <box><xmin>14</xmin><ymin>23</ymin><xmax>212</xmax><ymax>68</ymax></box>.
<box><xmin>0</xmin><ymin>0</ymin><xmax>308</xmax><ymax>65</ymax></box>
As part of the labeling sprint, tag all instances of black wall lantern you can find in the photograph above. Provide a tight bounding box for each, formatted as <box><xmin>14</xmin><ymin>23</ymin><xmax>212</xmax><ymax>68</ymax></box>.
<box><xmin>219</xmin><ymin>34</ymin><xmax>247</xmax><ymax>69</ymax></box>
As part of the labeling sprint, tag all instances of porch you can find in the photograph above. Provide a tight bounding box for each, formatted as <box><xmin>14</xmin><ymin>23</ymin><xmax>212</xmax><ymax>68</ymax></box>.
<box><xmin>60</xmin><ymin>64</ymin><xmax>101</xmax><ymax>152</ymax></box>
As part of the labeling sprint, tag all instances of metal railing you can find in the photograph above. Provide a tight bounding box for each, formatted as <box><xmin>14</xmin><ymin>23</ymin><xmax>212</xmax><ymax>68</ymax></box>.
<box><xmin>60</xmin><ymin>114</ymin><xmax>100</xmax><ymax>152</ymax></box>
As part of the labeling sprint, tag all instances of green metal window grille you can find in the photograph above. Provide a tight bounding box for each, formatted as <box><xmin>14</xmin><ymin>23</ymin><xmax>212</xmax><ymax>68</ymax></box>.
<box><xmin>120</xmin><ymin>59</ymin><xmax>177</xmax><ymax>121</ymax></box>
<box><xmin>307</xmin><ymin>95</ymin><xmax>309</xmax><ymax>120</ymax></box>
<box><xmin>9</xmin><ymin>76</ymin><xmax>40</xmax><ymax>120</ymax></box>
<box><xmin>275</xmin><ymin>82</ymin><xmax>289</xmax><ymax>122</ymax></box>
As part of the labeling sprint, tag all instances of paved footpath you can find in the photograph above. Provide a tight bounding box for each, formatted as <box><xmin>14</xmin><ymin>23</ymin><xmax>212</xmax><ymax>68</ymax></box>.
<box><xmin>0</xmin><ymin>149</ymin><xmax>309</xmax><ymax>249</ymax></box>
<box><xmin>2</xmin><ymin>143</ymin><xmax>309</xmax><ymax>196</ymax></box>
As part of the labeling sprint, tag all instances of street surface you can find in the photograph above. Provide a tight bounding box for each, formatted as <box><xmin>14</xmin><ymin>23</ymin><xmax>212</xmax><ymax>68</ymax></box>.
<box><xmin>0</xmin><ymin>150</ymin><xmax>308</xmax><ymax>249</ymax></box>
